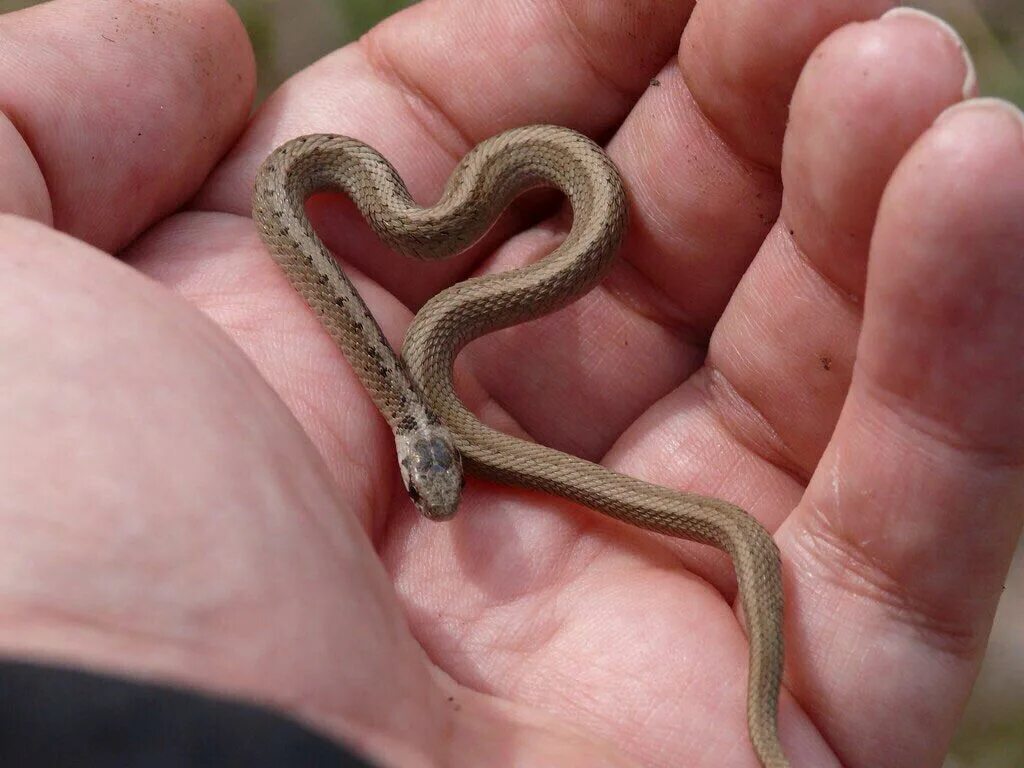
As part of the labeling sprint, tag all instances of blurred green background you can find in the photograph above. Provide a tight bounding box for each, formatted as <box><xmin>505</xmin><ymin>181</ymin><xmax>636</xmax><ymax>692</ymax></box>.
<box><xmin>0</xmin><ymin>1</ymin><xmax>1021</xmax><ymax>766</ymax></box>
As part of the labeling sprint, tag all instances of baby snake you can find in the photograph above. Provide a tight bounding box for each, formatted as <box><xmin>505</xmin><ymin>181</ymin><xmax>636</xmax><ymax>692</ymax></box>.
<box><xmin>251</xmin><ymin>125</ymin><xmax>788</xmax><ymax>768</ymax></box>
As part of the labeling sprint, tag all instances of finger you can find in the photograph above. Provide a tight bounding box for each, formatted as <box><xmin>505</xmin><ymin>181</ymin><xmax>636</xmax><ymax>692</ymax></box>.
<box><xmin>704</xmin><ymin>8</ymin><xmax>976</xmax><ymax>489</ymax></box>
<box><xmin>778</xmin><ymin>99</ymin><xmax>1024</xmax><ymax>767</ymax></box>
<box><xmin>468</xmin><ymin>0</ymin><xmax>901</xmax><ymax>461</ymax></box>
<box><xmin>681</xmin><ymin>0</ymin><xmax>894</xmax><ymax>167</ymax></box>
<box><xmin>0</xmin><ymin>212</ymin><xmax>443</xmax><ymax>764</ymax></box>
<box><xmin>611</xmin><ymin>8</ymin><xmax>974</xmax><ymax>530</ymax></box>
<box><xmin>0</xmin><ymin>0</ymin><xmax>253</xmax><ymax>250</ymax></box>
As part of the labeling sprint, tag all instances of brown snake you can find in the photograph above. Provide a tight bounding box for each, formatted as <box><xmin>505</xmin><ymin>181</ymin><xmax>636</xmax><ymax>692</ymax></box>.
<box><xmin>251</xmin><ymin>125</ymin><xmax>788</xmax><ymax>768</ymax></box>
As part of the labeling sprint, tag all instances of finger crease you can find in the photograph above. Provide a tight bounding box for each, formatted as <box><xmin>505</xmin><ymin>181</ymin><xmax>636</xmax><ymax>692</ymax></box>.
<box><xmin>866</xmin><ymin>378</ymin><xmax>1024</xmax><ymax>471</ymax></box>
<box><xmin>550</xmin><ymin>0</ymin><xmax>636</xmax><ymax>109</ymax></box>
<box><xmin>357</xmin><ymin>37</ymin><xmax>473</xmax><ymax>168</ymax></box>
<box><xmin>781</xmin><ymin>216</ymin><xmax>865</xmax><ymax>314</ymax></box>
<box><xmin>697</xmin><ymin>364</ymin><xmax>811</xmax><ymax>487</ymax></box>
<box><xmin>800</xmin><ymin>509</ymin><xmax>983</xmax><ymax>660</ymax></box>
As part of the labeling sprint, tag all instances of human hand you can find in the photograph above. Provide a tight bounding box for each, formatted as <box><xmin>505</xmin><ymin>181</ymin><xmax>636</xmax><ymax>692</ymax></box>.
<box><xmin>1</xmin><ymin>2</ymin><xmax>1021</xmax><ymax>767</ymax></box>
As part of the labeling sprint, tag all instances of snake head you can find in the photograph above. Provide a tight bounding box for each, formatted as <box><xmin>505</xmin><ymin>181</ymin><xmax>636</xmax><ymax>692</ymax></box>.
<box><xmin>395</xmin><ymin>425</ymin><xmax>464</xmax><ymax>521</ymax></box>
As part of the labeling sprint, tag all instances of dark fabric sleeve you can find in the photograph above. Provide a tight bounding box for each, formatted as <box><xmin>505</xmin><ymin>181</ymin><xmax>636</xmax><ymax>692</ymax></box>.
<box><xmin>0</xmin><ymin>659</ymin><xmax>380</xmax><ymax>767</ymax></box>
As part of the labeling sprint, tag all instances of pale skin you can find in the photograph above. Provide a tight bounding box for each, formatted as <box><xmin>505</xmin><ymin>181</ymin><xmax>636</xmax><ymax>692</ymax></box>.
<box><xmin>0</xmin><ymin>1</ymin><xmax>1021</xmax><ymax>767</ymax></box>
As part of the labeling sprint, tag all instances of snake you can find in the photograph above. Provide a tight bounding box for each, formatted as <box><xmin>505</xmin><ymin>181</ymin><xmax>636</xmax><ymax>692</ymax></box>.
<box><xmin>251</xmin><ymin>125</ymin><xmax>788</xmax><ymax>768</ymax></box>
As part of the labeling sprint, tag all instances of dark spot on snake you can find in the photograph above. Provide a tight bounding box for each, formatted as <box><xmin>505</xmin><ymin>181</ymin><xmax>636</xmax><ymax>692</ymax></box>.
<box><xmin>398</xmin><ymin>415</ymin><xmax>418</xmax><ymax>433</ymax></box>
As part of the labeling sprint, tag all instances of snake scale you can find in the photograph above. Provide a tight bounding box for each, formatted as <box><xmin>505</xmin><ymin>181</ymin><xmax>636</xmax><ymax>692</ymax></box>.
<box><xmin>251</xmin><ymin>125</ymin><xmax>788</xmax><ymax>768</ymax></box>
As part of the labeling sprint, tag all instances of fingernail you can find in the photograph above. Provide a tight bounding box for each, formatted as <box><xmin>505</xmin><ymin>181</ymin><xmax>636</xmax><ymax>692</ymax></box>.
<box><xmin>882</xmin><ymin>6</ymin><xmax>977</xmax><ymax>99</ymax></box>
<box><xmin>934</xmin><ymin>97</ymin><xmax>1024</xmax><ymax>144</ymax></box>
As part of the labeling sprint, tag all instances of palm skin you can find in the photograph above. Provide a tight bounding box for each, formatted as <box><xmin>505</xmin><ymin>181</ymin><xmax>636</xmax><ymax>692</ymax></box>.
<box><xmin>0</xmin><ymin>2</ymin><xmax>1021</xmax><ymax>768</ymax></box>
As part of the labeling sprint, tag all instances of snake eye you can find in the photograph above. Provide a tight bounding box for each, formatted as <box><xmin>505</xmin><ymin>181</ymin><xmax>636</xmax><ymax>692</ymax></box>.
<box><xmin>408</xmin><ymin>485</ymin><xmax>421</xmax><ymax>504</ymax></box>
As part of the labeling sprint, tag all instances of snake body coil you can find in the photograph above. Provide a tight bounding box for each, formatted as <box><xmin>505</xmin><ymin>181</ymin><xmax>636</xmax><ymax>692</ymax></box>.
<box><xmin>252</xmin><ymin>125</ymin><xmax>789</xmax><ymax>768</ymax></box>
